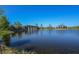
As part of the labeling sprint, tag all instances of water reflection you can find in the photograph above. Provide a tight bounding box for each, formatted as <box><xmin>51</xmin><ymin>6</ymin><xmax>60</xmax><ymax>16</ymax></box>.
<box><xmin>26</xmin><ymin>30</ymin><xmax>39</xmax><ymax>35</ymax></box>
<box><xmin>10</xmin><ymin>39</ymin><xmax>31</xmax><ymax>47</ymax></box>
<box><xmin>1</xmin><ymin>30</ymin><xmax>79</xmax><ymax>54</ymax></box>
<box><xmin>2</xmin><ymin>34</ymin><xmax>10</xmax><ymax>46</ymax></box>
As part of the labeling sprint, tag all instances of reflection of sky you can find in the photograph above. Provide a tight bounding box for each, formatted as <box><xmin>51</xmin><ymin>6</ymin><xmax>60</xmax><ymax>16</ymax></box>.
<box><xmin>10</xmin><ymin>30</ymin><xmax>79</xmax><ymax>49</ymax></box>
<box><xmin>0</xmin><ymin>5</ymin><xmax>79</xmax><ymax>26</ymax></box>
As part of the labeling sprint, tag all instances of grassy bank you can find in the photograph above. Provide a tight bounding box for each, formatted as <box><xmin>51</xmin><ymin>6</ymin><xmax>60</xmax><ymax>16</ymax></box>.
<box><xmin>0</xmin><ymin>44</ymin><xmax>36</xmax><ymax>54</ymax></box>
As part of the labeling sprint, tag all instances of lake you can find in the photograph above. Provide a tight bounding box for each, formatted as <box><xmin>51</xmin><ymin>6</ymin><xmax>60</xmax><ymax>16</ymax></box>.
<box><xmin>9</xmin><ymin>30</ymin><xmax>79</xmax><ymax>54</ymax></box>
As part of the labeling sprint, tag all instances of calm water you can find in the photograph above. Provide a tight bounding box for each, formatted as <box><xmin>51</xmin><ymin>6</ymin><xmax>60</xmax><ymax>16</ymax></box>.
<box><xmin>9</xmin><ymin>30</ymin><xmax>79</xmax><ymax>54</ymax></box>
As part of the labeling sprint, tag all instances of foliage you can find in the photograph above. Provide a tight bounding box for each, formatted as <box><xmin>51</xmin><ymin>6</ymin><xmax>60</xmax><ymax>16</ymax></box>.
<box><xmin>0</xmin><ymin>10</ymin><xmax>10</xmax><ymax>43</ymax></box>
<box><xmin>14</xmin><ymin>21</ymin><xmax>22</xmax><ymax>29</ymax></box>
<box><xmin>0</xmin><ymin>16</ymin><xmax>9</xmax><ymax>31</ymax></box>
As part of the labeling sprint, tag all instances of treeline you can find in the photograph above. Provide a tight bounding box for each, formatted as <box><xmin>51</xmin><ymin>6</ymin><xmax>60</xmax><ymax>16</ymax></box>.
<box><xmin>0</xmin><ymin>9</ymin><xmax>79</xmax><ymax>34</ymax></box>
<box><xmin>0</xmin><ymin>10</ymin><xmax>39</xmax><ymax>33</ymax></box>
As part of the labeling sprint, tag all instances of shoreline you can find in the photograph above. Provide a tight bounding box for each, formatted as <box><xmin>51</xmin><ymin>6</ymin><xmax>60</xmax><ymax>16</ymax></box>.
<box><xmin>39</xmin><ymin>29</ymin><xmax>79</xmax><ymax>30</ymax></box>
<box><xmin>0</xmin><ymin>44</ymin><xmax>36</xmax><ymax>54</ymax></box>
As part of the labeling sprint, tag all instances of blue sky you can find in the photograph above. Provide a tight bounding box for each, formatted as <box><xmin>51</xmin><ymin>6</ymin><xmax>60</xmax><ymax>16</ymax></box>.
<box><xmin>0</xmin><ymin>5</ymin><xmax>79</xmax><ymax>26</ymax></box>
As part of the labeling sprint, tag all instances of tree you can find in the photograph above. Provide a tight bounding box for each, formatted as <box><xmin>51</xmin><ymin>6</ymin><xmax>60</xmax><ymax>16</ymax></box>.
<box><xmin>0</xmin><ymin>9</ymin><xmax>9</xmax><ymax>31</ymax></box>
<box><xmin>14</xmin><ymin>21</ymin><xmax>22</xmax><ymax>30</ymax></box>
<box><xmin>0</xmin><ymin>10</ymin><xmax>10</xmax><ymax>44</ymax></box>
<box><xmin>0</xmin><ymin>16</ymin><xmax>9</xmax><ymax>30</ymax></box>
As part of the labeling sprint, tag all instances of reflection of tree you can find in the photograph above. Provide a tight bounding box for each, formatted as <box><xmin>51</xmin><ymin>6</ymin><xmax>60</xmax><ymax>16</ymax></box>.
<box><xmin>24</xmin><ymin>31</ymin><xmax>28</xmax><ymax>34</ymax></box>
<box><xmin>48</xmin><ymin>30</ymin><xmax>52</xmax><ymax>35</ymax></box>
<box><xmin>25</xmin><ymin>44</ymin><xmax>36</xmax><ymax>52</ymax></box>
<box><xmin>2</xmin><ymin>34</ymin><xmax>10</xmax><ymax>46</ymax></box>
<box><xmin>56</xmin><ymin>30</ymin><xmax>66</xmax><ymax>35</ymax></box>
